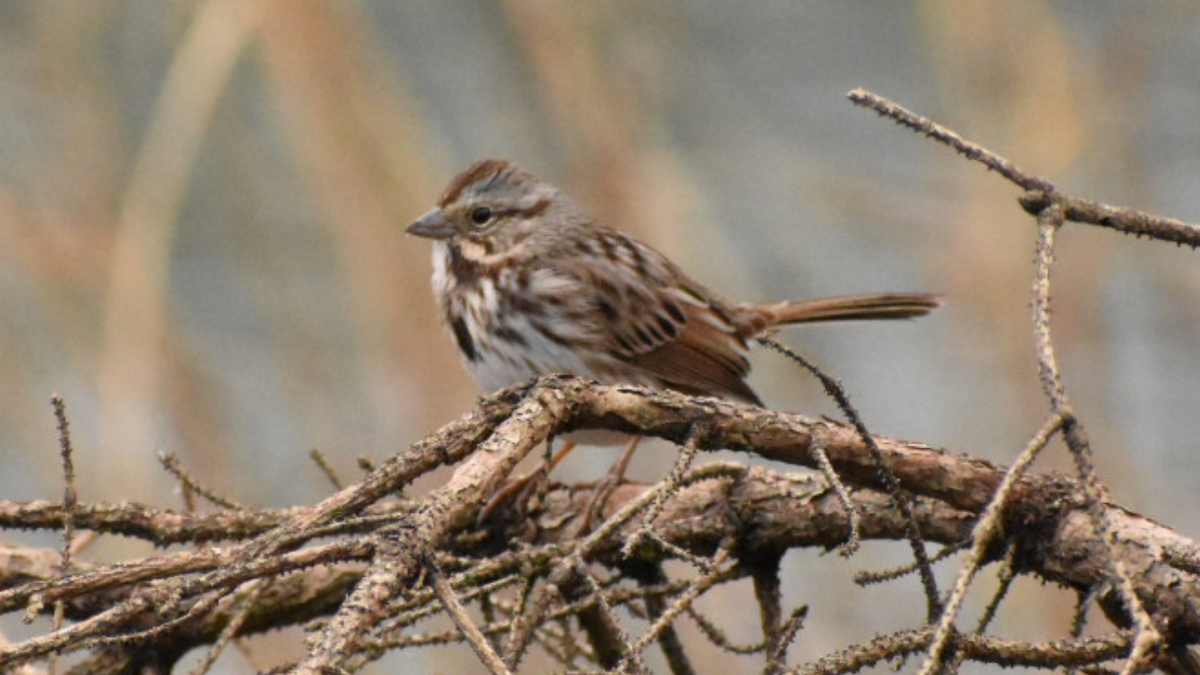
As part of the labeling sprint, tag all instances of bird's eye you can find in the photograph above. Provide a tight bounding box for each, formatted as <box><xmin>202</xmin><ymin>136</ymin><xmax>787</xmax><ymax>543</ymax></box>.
<box><xmin>470</xmin><ymin>206</ymin><xmax>493</xmax><ymax>225</ymax></box>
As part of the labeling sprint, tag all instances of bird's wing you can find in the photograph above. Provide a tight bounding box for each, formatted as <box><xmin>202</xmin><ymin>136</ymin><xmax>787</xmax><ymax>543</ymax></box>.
<box><xmin>553</xmin><ymin>230</ymin><xmax>761</xmax><ymax>404</ymax></box>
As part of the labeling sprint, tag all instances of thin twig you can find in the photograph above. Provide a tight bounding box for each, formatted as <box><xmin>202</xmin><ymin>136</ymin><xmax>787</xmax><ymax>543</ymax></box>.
<box><xmin>622</xmin><ymin>425</ymin><xmax>705</xmax><ymax>561</ymax></box>
<box><xmin>502</xmin><ymin>453</ymin><xmax>707</xmax><ymax>669</ymax></box>
<box><xmin>974</xmin><ymin>544</ymin><xmax>1018</xmax><ymax>635</ymax></box>
<box><xmin>51</xmin><ymin>394</ymin><xmax>77</xmax><ymax>675</ymax></box>
<box><xmin>849</xmin><ymin>87</ymin><xmax>1200</xmax><ymax>249</ymax></box>
<box><xmin>159</xmin><ymin>452</ymin><xmax>246</xmax><ymax>511</ymax></box>
<box><xmin>848</xmin><ymin>88</ymin><xmax>1052</xmax><ymax>192</ymax></box>
<box><xmin>634</xmin><ymin>564</ymin><xmax>696</xmax><ymax>675</ymax></box>
<box><xmin>855</xmin><ymin>540</ymin><xmax>968</xmax><ymax>586</ymax></box>
<box><xmin>285</xmin><ymin>386</ymin><xmax>561</xmax><ymax>675</ymax></box>
<box><xmin>1031</xmin><ymin>204</ymin><xmax>1162</xmax><ymax>675</ymax></box>
<box><xmin>810</xmin><ymin>433</ymin><xmax>860</xmax><ymax>556</ymax></box>
<box><xmin>792</xmin><ymin>628</ymin><xmax>1131</xmax><ymax>675</ymax></box>
<box><xmin>618</xmin><ymin>542</ymin><xmax>734</xmax><ymax>672</ymax></box>
<box><xmin>425</xmin><ymin>551</ymin><xmax>514</xmax><ymax>675</ymax></box>
<box><xmin>51</xmin><ymin>397</ymin><xmax>78</xmax><ymax>574</ymax></box>
<box><xmin>502</xmin><ymin>571</ymin><xmax>536</xmax><ymax>661</ymax></box>
<box><xmin>1031</xmin><ymin>207</ymin><xmax>1068</xmax><ymax>410</ymax></box>
<box><xmin>774</xmin><ymin>605</ymin><xmax>809</xmax><ymax>668</ymax></box>
<box><xmin>1022</xmin><ymin>189</ymin><xmax>1200</xmax><ymax>250</ymax></box>
<box><xmin>354</xmin><ymin>580</ymin><xmax>691</xmax><ymax>672</ymax></box>
<box><xmin>1071</xmin><ymin>587</ymin><xmax>1097</xmax><ymax>640</ymax></box>
<box><xmin>687</xmin><ymin>606</ymin><xmax>767</xmax><ymax>655</ymax></box>
<box><xmin>309</xmin><ymin>449</ymin><xmax>343</xmax><ymax>490</ymax></box>
<box><xmin>757</xmin><ymin>337</ymin><xmax>941</xmax><ymax>619</ymax></box>
<box><xmin>916</xmin><ymin>413</ymin><xmax>1065</xmax><ymax>675</ymax></box>
<box><xmin>187</xmin><ymin>579</ymin><xmax>272</xmax><ymax>675</ymax></box>
<box><xmin>572</xmin><ymin>564</ymin><xmax>640</xmax><ymax>672</ymax></box>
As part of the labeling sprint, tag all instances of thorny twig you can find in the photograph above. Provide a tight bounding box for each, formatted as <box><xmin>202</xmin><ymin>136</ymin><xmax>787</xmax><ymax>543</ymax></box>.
<box><xmin>854</xmin><ymin>539</ymin><xmax>969</xmax><ymax>586</ymax></box>
<box><xmin>916</xmin><ymin>413</ymin><xmax>1066</xmax><ymax>675</ymax></box>
<box><xmin>159</xmin><ymin>452</ymin><xmax>246</xmax><ymax>511</ymax></box>
<box><xmin>849</xmin><ymin>87</ymin><xmax>1198</xmax><ymax>675</ymax></box>
<box><xmin>425</xmin><ymin>551</ymin><xmax>514</xmax><ymax>675</ymax></box>
<box><xmin>50</xmin><ymin>395</ymin><xmax>76</xmax><ymax>675</ymax></box>
<box><xmin>757</xmin><ymin>336</ymin><xmax>942</xmax><ymax>620</ymax></box>
<box><xmin>1032</xmin><ymin>206</ymin><xmax>1161</xmax><ymax>675</ymax></box>
<box><xmin>809</xmin><ymin>432</ymin><xmax>861</xmax><ymax>556</ymax></box>
<box><xmin>848</xmin><ymin>88</ymin><xmax>1200</xmax><ymax>248</ymax></box>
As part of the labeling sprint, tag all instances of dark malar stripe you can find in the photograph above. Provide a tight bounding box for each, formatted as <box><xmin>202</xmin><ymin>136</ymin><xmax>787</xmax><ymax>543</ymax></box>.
<box><xmin>450</xmin><ymin>316</ymin><xmax>478</xmax><ymax>361</ymax></box>
<box><xmin>447</xmin><ymin>243</ymin><xmax>481</xmax><ymax>287</ymax></box>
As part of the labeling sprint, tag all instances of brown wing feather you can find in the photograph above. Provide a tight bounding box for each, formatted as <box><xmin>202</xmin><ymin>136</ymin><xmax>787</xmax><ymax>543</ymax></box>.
<box><xmin>554</xmin><ymin>229</ymin><xmax>762</xmax><ymax>403</ymax></box>
<box><xmin>627</xmin><ymin>290</ymin><xmax>762</xmax><ymax>404</ymax></box>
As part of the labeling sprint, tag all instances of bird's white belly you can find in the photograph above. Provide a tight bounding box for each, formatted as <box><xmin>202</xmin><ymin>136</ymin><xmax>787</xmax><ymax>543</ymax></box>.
<box><xmin>463</xmin><ymin>303</ymin><xmax>654</xmax><ymax>393</ymax></box>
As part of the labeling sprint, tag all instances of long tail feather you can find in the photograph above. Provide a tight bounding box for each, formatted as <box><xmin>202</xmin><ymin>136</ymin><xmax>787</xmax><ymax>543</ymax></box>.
<box><xmin>758</xmin><ymin>293</ymin><xmax>940</xmax><ymax>326</ymax></box>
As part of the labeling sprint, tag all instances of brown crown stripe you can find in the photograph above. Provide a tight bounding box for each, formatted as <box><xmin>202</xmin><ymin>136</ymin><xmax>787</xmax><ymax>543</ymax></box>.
<box><xmin>439</xmin><ymin>158</ymin><xmax>511</xmax><ymax>206</ymax></box>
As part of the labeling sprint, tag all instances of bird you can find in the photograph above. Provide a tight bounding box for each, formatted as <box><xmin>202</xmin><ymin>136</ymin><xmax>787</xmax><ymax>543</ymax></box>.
<box><xmin>406</xmin><ymin>158</ymin><xmax>937</xmax><ymax>408</ymax></box>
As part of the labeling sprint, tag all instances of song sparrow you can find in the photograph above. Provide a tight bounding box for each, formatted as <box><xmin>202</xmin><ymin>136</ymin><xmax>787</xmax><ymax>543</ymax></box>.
<box><xmin>407</xmin><ymin>158</ymin><xmax>937</xmax><ymax>406</ymax></box>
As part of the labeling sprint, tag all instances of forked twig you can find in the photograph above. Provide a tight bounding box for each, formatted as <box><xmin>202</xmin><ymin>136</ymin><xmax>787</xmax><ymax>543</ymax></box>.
<box><xmin>187</xmin><ymin>579</ymin><xmax>272</xmax><ymax>675</ymax></box>
<box><xmin>1031</xmin><ymin>206</ymin><xmax>1162</xmax><ymax>675</ymax></box>
<box><xmin>501</xmin><ymin>456</ymin><xmax>692</xmax><ymax>669</ymax></box>
<box><xmin>848</xmin><ymin>88</ymin><xmax>1200</xmax><ymax>249</ymax></box>
<box><xmin>622</xmin><ymin>424</ymin><xmax>706</xmax><ymax>563</ymax></box>
<box><xmin>974</xmin><ymin>544</ymin><xmax>1018</xmax><ymax>635</ymax></box>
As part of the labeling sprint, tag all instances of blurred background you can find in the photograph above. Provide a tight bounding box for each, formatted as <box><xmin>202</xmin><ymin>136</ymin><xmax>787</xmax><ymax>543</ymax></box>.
<box><xmin>1</xmin><ymin>0</ymin><xmax>1198</xmax><ymax>672</ymax></box>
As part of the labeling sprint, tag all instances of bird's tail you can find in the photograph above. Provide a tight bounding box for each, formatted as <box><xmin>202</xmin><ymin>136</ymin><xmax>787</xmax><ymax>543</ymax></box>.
<box><xmin>756</xmin><ymin>293</ymin><xmax>940</xmax><ymax>326</ymax></box>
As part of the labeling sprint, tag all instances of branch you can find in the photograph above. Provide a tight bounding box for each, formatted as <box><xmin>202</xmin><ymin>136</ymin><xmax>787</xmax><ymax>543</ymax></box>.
<box><xmin>3</xmin><ymin>378</ymin><xmax>1200</xmax><ymax>671</ymax></box>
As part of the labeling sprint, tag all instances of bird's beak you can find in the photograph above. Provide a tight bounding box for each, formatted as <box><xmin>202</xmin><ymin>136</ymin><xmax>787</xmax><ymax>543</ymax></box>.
<box><xmin>406</xmin><ymin>208</ymin><xmax>456</xmax><ymax>239</ymax></box>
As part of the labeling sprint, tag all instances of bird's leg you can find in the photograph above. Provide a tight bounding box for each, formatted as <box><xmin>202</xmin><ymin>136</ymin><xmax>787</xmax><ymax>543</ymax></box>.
<box><xmin>477</xmin><ymin>440</ymin><xmax>578</xmax><ymax>526</ymax></box>
<box><xmin>577</xmin><ymin>435</ymin><xmax>642</xmax><ymax>535</ymax></box>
